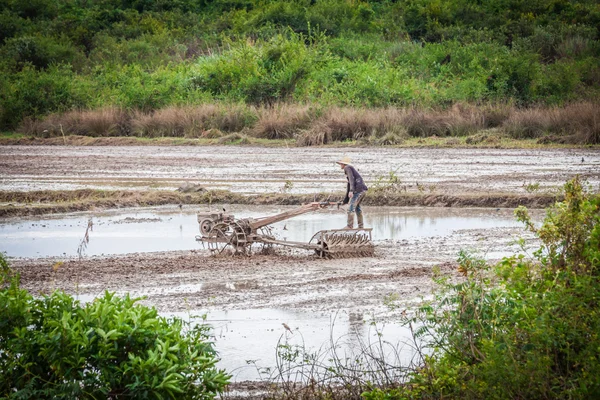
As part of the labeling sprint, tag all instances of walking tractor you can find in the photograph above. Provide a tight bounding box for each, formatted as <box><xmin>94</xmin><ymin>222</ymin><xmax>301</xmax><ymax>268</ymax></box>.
<box><xmin>196</xmin><ymin>202</ymin><xmax>374</xmax><ymax>258</ymax></box>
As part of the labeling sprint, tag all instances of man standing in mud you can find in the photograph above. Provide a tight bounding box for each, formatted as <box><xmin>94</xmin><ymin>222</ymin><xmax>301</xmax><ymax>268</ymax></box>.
<box><xmin>336</xmin><ymin>156</ymin><xmax>368</xmax><ymax>229</ymax></box>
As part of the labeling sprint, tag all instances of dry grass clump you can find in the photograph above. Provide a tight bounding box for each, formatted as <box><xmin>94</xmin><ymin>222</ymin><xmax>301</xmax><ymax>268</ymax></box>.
<box><xmin>404</xmin><ymin>104</ymin><xmax>485</xmax><ymax>137</ymax></box>
<box><xmin>317</xmin><ymin>107</ymin><xmax>407</xmax><ymax>142</ymax></box>
<box><xmin>296</xmin><ymin>128</ymin><xmax>330</xmax><ymax>146</ymax></box>
<box><xmin>19</xmin><ymin>108</ymin><xmax>129</xmax><ymax>137</ymax></box>
<box><xmin>373</xmin><ymin>129</ymin><xmax>408</xmax><ymax>145</ymax></box>
<box><xmin>131</xmin><ymin>107</ymin><xmax>189</xmax><ymax>137</ymax></box>
<box><xmin>209</xmin><ymin>104</ymin><xmax>257</xmax><ymax>132</ymax></box>
<box><xmin>131</xmin><ymin>104</ymin><xmax>257</xmax><ymax>137</ymax></box>
<box><xmin>465</xmin><ymin>131</ymin><xmax>502</xmax><ymax>145</ymax></box>
<box><xmin>252</xmin><ymin>104</ymin><xmax>314</xmax><ymax>139</ymax></box>
<box><xmin>481</xmin><ymin>103</ymin><xmax>513</xmax><ymax>128</ymax></box>
<box><xmin>502</xmin><ymin>108</ymin><xmax>551</xmax><ymax>139</ymax></box>
<box><xmin>15</xmin><ymin>102</ymin><xmax>599</xmax><ymax>145</ymax></box>
<box><xmin>502</xmin><ymin>102</ymin><xmax>599</xmax><ymax>143</ymax></box>
<box><xmin>322</xmin><ymin>107</ymin><xmax>370</xmax><ymax>141</ymax></box>
<box><xmin>201</xmin><ymin>128</ymin><xmax>224</xmax><ymax>139</ymax></box>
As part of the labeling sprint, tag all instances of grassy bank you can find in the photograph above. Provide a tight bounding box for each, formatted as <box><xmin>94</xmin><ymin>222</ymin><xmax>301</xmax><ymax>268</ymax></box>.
<box><xmin>1</xmin><ymin>0</ymin><xmax>599</xmax><ymax>132</ymax></box>
<box><xmin>8</xmin><ymin>102</ymin><xmax>598</xmax><ymax>146</ymax></box>
<box><xmin>1</xmin><ymin>132</ymin><xmax>596</xmax><ymax>149</ymax></box>
<box><xmin>0</xmin><ymin>188</ymin><xmax>560</xmax><ymax>218</ymax></box>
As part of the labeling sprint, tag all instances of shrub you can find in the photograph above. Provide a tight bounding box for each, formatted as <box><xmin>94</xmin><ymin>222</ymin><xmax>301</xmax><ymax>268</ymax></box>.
<box><xmin>1</xmin><ymin>35</ymin><xmax>85</xmax><ymax>71</ymax></box>
<box><xmin>0</xmin><ymin>65</ymin><xmax>90</xmax><ymax>130</ymax></box>
<box><xmin>0</xmin><ymin>256</ymin><xmax>230</xmax><ymax>399</ymax></box>
<box><xmin>383</xmin><ymin>177</ymin><xmax>600</xmax><ymax>399</ymax></box>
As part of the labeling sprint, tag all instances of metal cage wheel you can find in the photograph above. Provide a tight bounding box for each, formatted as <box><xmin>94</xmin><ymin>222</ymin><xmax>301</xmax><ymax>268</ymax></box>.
<box><xmin>206</xmin><ymin>223</ymin><xmax>233</xmax><ymax>254</ymax></box>
<box><xmin>230</xmin><ymin>221</ymin><xmax>250</xmax><ymax>255</ymax></box>
<box><xmin>314</xmin><ymin>240</ymin><xmax>330</xmax><ymax>258</ymax></box>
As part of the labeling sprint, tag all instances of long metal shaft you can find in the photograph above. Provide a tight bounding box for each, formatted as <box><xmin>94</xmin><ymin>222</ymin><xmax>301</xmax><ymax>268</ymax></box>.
<box><xmin>248</xmin><ymin>202</ymin><xmax>321</xmax><ymax>230</ymax></box>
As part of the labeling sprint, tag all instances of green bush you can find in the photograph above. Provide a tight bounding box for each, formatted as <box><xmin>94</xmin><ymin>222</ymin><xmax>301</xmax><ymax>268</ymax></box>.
<box><xmin>0</xmin><ymin>257</ymin><xmax>230</xmax><ymax>399</ymax></box>
<box><xmin>371</xmin><ymin>177</ymin><xmax>600</xmax><ymax>399</ymax></box>
<box><xmin>0</xmin><ymin>0</ymin><xmax>599</xmax><ymax>128</ymax></box>
<box><xmin>0</xmin><ymin>65</ymin><xmax>91</xmax><ymax>130</ymax></box>
<box><xmin>1</xmin><ymin>35</ymin><xmax>85</xmax><ymax>71</ymax></box>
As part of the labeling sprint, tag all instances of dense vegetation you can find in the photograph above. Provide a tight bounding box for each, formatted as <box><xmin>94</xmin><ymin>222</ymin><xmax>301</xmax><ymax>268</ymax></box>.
<box><xmin>366</xmin><ymin>177</ymin><xmax>600</xmax><ymax>399</ymax></box>
<box><xmin>0</xmin><ymin>0</ymin><xmax>599</xmax><ymax>133</ymax></box>
<box><xmin>0</xmin><ymin>257</ymin><xmax>230</xmax><ymax>399</ymax></box>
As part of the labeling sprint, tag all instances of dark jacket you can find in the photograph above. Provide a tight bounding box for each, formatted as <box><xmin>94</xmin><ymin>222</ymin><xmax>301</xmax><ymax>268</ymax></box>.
<box><xmin>343</xmin><ymin>165</ymin><xmax>368</xmax><ymax>204</ymax></box>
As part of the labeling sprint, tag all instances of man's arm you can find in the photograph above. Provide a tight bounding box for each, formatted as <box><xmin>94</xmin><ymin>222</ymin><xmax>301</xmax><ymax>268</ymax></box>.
<box><xmin>342</xmin><ymin>182</ymin><xmax>350</xmax><ymax>204</ymax></box>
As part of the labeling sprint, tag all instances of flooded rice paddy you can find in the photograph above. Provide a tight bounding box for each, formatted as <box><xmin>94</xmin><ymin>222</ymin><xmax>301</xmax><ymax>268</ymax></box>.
<box><xmin>2</xmin><ymin>204</ymin><xmax>540</xmax><ymax>381</ymax></box>
<box><xmin>1</xmin><ymin>205</ymin><xmax>527</xmax><ymax>258</ymax></box>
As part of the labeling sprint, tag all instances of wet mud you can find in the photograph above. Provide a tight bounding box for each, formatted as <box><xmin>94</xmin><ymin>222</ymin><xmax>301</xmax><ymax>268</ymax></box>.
<box><xmin>0</xmin><ymin>144</ymin><xmax>591</xmax><ymax>382</ymax></box>
<box><xmin>1</xmin><ymin>145</ymin><xmax>598</xmax><ymax>195</ymax></box>
<box><xmin>8</xmin><ymin>206</ymin><xmax>542</xmax><ymax>381</ymax></box>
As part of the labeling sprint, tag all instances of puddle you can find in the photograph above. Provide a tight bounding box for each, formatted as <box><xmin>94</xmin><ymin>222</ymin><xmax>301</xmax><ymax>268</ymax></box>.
<box><xmin>51</xmin><ymin>296</ymin><xmax>421</xmax><ymax>382</ymax></box>
<box><xmin>167</xmin><ymin>309</ymin><xmax>419</xmax><ymax>382</ymax></box>
<box><xmin>0</xmin><ymin>205</ymin><xmax>534</xmax><ymax>258</ymax></box>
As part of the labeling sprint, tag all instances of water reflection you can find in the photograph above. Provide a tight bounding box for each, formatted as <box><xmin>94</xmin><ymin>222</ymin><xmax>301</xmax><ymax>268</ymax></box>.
<box><xmin>167</xmin><ymin>308</ymin><xmax>418</xmax><ymax>382</ymax></box>
<box><xmin>0</xmin><ymin>205</ymin><xmax>526</xmax><ymax>258</ymax></box>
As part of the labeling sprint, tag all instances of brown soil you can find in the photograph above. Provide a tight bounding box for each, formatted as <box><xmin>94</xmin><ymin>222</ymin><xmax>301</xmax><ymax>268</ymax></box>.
<box><xmin>2</xmin><ymin>144</ymin><xmax>597</xmax><ymax>217</ymax></box>
<box><xmin>11</xmin><ymin>224</ymin><xmax>537</xmax><ymax>317</ymax></box>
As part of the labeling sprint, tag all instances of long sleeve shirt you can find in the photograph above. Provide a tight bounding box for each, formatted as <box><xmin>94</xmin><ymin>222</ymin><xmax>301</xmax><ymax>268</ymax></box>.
<box><xmin>343</xmin><ymin>165</ymin><xmax>368</xmax><ymax>203</ymax></box>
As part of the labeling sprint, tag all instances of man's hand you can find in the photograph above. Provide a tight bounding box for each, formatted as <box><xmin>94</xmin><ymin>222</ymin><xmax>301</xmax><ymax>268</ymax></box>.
<box><xmin>348</xmin><ymin>191</ymin><xmax>354</xmax><ymax>199</ymax></box>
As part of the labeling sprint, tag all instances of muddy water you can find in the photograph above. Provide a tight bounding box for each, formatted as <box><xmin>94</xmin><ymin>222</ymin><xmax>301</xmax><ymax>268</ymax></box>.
<box><xmin>1</xmin><ymin>205</ymin><xmax>526</xmax><ymax>258</ymax></box>
<box><xmin>166</xmin><ymin>309</ymin><xmax>418</xmax><ymax>382</ymax></box>
<box><xmin>5</xmin><ymin>204</ymin><xmax>543</xmax><ymax>382</ymax></box>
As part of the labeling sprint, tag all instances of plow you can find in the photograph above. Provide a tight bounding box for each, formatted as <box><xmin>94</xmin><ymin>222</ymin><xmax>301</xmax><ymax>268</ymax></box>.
<box><xmin>195</xmin><ymin>202</ymin><xmax>374</xmax><ymax>258</ymax></box>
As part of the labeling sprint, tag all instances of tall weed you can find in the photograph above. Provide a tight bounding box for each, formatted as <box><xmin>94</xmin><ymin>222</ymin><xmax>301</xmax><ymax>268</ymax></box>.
<box><xmin>503</xmin><ymin>102</ymin><xmax>600</xmax><ymax>144</ymax></box>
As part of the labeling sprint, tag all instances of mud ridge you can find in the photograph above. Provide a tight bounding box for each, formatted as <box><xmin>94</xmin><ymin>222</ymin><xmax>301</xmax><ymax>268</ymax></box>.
<box><xmin>0</xmin><ymin>189</ymin><xmax>559</xmax><ymax>218</ymax></box>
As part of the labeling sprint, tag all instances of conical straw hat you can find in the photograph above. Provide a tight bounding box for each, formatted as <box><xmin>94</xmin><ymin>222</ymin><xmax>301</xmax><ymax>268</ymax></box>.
<box><xmin>335</xmin><ymin>156</ymin><xmax>353</xmax><ymax>166</ymax></box>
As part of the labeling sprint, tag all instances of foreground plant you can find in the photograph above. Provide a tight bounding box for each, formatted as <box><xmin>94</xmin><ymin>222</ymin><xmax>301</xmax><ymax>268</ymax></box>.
<box><xmin>0</xmin><ymin>261</ymin><xmax>230</xmax><ymax>399</ymax></box>
<box><xmin>366</xmin><ymin>176</ymin><xmax>600</xmax><ymax>399</ymax></box>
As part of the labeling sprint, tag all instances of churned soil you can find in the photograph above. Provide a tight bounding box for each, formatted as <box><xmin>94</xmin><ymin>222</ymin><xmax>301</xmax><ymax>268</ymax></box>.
<box><xmin>1</xmin><ymin>145</ymin><xmax>597</xmax><ymax>195</ymax></box>
<box><xmin>11</xmin><ymin>224</ymin><xmax>536</xmax><ymax>318</ymax></box>
<box><xmin>1</xmin><ymin>145</ymin><xmax>598</xmax><ymax>217</ymax></box>
<box><xmin>2</xmin><ymin>144</ymin><xmax>593</xmax><ymax>312</ymax></box>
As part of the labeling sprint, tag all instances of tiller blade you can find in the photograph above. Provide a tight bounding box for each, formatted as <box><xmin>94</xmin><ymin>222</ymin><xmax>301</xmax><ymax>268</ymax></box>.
<box><xmin>310</xmin><ymin>229</ymin><xmax>374</xmax><ymax>258</ymax></box>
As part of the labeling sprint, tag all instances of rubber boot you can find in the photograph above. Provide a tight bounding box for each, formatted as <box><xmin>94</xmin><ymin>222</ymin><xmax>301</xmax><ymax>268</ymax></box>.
<box><xmin>346</xmin><ymin>212</ymin><xmax>354</xmax><ymax>229</ymax></box>
<box><xmin>356</xmin><ymin>211</ymin><xmax>364</xmax><ymax>229</ymax></box>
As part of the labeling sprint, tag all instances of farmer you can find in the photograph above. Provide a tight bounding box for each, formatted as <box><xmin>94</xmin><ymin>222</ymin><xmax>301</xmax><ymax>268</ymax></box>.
<box><xmin>336</xmin><ymin>156</ymin><xmax>368</xmax><ymax>229</ymax></box>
